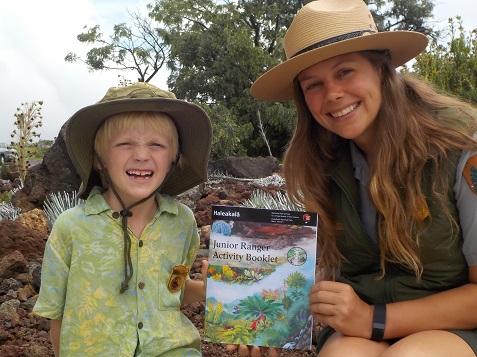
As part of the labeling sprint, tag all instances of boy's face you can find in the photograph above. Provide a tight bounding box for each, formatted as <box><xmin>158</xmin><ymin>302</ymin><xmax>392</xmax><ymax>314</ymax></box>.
<box><xmin>98</xmin><ymin>121</ymin><xmax>174</xmax><ymax>206</ymax></box>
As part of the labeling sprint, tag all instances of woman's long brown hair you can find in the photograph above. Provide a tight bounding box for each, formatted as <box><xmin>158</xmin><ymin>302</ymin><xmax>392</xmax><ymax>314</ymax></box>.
<box><xmin>284</xmin><ymin>50</ymin><xmax>477</xmax><ymax>279</ymax></box>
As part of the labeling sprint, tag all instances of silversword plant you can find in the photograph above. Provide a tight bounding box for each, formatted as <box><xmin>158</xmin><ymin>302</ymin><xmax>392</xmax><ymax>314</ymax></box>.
<box><xmin>43</xmin><ymin>190</ymin><xmax>84</xmax><ymax>230</ymax></box>
<box><xmin>244</xmin><ymin>189</ymin><xmax>302</xmax><ymax>211</ymax></box>
<box><xmin>0</xmin><ymin>202</ymin><xmax>22</xmax><ymax>221</ymax></box>
<box><xmin>10</xmin><ymin>101</ymin><xmax>43</xmax><ymax>184</ymax></box>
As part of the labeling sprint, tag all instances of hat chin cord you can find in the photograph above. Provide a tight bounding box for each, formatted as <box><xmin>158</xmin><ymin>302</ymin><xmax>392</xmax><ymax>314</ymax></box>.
<box><xmin>94</xmin><ymin>151</ymin><xmax>175</xmax><ymax>294</ymax></box>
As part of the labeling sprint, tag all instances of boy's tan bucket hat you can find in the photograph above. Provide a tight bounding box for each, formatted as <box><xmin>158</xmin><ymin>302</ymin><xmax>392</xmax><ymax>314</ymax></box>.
<box><xmin>65</xmin><ymin>82</ymin><xmax>212</xmax><ymax>199</ymax></box>
<box><xmin>250</xmin><ymin>0</ymin><xmax>429</xmax><ymax>102</ymax></box>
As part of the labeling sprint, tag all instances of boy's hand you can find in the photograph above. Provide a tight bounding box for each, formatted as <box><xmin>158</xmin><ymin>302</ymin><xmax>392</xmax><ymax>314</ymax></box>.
<box><xmin>181</xmin><ymin>259</ymin><xmax>209</xmax><ymax>305</ymax></box>
<box><xmin>225</xmin><ymin>344</ymin><xmax>281</xmax><ymax>357</ymax></box>
<box><xmin>201</xmin><ymin>259</ymin><xmax>208</xmax><ymax>289</ymax></box>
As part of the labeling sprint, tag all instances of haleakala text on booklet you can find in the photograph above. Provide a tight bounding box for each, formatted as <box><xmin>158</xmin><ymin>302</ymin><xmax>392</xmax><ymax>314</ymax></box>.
<box><xmin>204</xmin><ymin>205</ymin><xmax>318</xmax><ymax>350</ymax></box>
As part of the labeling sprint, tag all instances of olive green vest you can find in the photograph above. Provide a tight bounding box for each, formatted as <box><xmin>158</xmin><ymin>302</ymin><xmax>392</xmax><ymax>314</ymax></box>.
<box><xmin>330</xmin><ymin>142</ymin><xmax>468</xmax><ymax>304</ymax></box>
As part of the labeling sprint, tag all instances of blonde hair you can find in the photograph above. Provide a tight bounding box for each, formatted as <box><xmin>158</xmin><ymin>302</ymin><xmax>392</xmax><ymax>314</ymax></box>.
<box><xmin>94</xmin><ymin>111</ymin><xmax>179</xmax><ymax>163</ymax></box>
<box><xmin>285</xmin><ymin>50</ymin><xmax>477</xmax><ymax>279</ymax></box>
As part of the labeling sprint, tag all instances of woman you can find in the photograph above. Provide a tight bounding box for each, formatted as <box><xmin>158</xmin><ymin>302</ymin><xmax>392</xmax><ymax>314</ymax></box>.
<box><xmin>229</xmin><ymin>0</ymin><xmax>477</xmax><ymax>356</ymax></box>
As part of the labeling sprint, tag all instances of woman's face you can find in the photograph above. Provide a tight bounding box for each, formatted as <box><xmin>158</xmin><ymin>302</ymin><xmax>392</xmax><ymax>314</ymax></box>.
<box><xmin>297</xmin><ymin>52</ymin><xmax>382</xmax><ymax>154</ymax></box>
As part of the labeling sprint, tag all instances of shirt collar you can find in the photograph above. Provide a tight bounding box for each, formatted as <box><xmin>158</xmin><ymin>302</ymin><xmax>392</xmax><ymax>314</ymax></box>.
<box><xmin>349</xmin><ymin>141</ymin><xmax>370</xmax><ymax>184</ymax></box>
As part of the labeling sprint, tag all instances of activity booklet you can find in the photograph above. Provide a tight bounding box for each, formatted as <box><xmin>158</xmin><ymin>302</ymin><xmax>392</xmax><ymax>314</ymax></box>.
<box><xmin>204</xmin><ymin>204</ymin><xmax>318</xmax><ymax>350</ymax></box>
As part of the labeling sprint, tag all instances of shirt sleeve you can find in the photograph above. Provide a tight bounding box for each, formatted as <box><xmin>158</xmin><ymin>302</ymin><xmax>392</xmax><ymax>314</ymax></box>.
<box><xmin>33</xmin><ymin>213</ymin><xmax>72</xmax><ymax>320</ymax></box>
<box><xmin>454</xmin><ymin>149</ymin><xmax>477</xmax><ymax>266</ymax></box>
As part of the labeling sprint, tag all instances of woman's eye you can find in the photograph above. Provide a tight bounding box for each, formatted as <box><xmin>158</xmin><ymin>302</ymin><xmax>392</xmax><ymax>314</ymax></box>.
<box><xmin>338</xmin><ymin>68</ymin><xmax>353</xmax><ymax>77</ymax></box>
<box><xmin>303</xmin><ymin>81</ymin><xmax>322</xmax><ymax>91</ymax></box>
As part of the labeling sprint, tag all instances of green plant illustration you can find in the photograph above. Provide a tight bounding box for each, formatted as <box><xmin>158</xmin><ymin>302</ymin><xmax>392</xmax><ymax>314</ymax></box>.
<box><xmin>206</xmin><ymin>300</ymin><xmax>224</xmax><ymax>325</ymax></box>
<box><xmin>208</xmin><ymin>265</ymin><xmax>275</xmax><ymax>285</ymax></box>
<box><xmin>221</xmin><ymin>323</ymin><xmax>254</xmax><ymax>345</ymax></box>
<box><xmin>285</xmin><ymin>271</ymin><xmax>306</xmax><ymax>290</ymax></box>
<box><xmin>235</xmin><ymin>295</ymin><xmax>284</xmax><ymax>330</ymax></box>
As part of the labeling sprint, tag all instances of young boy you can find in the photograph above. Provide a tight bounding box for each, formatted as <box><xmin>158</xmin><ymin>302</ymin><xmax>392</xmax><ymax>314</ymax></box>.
<box><xmin>33</xmin><ymin>82</ymin><xmax>212</xmax><ymax>356</ymax></box>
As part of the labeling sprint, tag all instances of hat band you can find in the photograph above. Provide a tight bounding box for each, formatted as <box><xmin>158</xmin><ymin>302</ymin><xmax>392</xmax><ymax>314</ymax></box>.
<box><xmin>291</xmin><ymin>29</ymin><xmax>376</xmax><ymax>58</ymax></box>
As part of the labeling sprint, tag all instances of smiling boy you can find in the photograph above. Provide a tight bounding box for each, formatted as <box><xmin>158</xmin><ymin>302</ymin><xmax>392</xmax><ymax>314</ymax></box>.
<box><xmin>33</xmin><ymin>83</ymin><xmax>212</xmax><ymax>356</ymax></box>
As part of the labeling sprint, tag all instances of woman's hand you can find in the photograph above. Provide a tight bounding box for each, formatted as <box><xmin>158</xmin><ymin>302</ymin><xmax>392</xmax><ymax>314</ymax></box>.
<box><xmin>309</xmin><ymin>280</ymin><xmax>373</xmax><ymax>338</ymax></box>
<box><xmin>225</xmin><ymin>344</ymin><xmax>281</xmax><ymax>357</ymax></box>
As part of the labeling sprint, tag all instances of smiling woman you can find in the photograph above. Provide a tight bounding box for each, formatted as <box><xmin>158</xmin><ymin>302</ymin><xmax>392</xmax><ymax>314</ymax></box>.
<box><xmin>240</xmin><ymin>1</ymin><xmax>477</xmax><ymax>357</ymax></box>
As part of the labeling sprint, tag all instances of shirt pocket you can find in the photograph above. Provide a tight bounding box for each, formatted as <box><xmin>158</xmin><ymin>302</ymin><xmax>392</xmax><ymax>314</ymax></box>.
<box><xmin>156</xmin><ymin>262</ymin><xmax>186</xmax><ymax>309</ymax></box>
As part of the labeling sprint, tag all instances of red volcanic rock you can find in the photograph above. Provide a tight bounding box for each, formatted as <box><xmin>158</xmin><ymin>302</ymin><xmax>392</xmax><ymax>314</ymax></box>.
<box><xmin>0</xmin><ymin>220</ymin><xmax>47</xmax><ymax>261</ymax></box>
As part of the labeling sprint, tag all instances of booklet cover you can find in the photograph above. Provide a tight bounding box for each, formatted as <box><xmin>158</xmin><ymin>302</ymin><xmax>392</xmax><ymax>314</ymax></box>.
<box><xmin>204</xmin><ymin>205</ymin><xmax>318</xmax><ymax>350</ymax></box>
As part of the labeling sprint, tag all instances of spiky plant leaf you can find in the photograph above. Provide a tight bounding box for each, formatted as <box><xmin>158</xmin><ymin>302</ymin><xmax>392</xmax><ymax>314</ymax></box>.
<box><xmin>243</xmin><ymin>189</ymin><xmax>303</xmax><ymax>211</ymax></box>
<box><xmin>43</xmin><ymin>191</ymin><xmax>84</xmax><ymax>230</ymax></box>
<box><xmin>0</xmin><ymin>202</ymin><xmax>21</xmax><ymax>221</ymax></box>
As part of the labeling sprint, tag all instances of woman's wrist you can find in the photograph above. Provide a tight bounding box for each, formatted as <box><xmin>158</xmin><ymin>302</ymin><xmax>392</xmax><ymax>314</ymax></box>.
<box><xmin>371</xmin><ymin>304</ymin><xmax>386</xmax><ymax>341</ymax></box>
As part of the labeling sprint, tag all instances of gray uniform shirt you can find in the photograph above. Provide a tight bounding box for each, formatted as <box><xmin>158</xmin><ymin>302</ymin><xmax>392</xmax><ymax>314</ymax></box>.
<box><xmin>350</xmin><ymin>142</ymin><xmax>477</xmax><ymax>266</ymax></box>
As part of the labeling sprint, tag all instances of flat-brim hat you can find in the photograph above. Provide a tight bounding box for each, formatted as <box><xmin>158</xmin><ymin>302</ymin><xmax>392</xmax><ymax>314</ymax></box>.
<box><xmin>250</xmin><ymin>0</ymin><xmax>429</xmax><ymax>102</ymax></box>
<box><xmin>66</xmin><ymin>82</ymin><xmax>212</xmax><ymax>200</ymax></box>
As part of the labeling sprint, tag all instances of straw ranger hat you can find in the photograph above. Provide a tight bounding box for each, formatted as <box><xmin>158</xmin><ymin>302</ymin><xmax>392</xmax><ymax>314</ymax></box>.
<box><xmin>66</xmin><ymin>82</ymin><xmax>212</xmax><ymax>200</ymax></box>
<box><xmin>250</xmin><ymin>0</ymin><xmax>429</xmax><ymax>101</ymax></box>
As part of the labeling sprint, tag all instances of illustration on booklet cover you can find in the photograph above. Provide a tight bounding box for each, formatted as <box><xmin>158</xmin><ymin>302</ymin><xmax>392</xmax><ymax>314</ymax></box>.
<box><xmin>204</xmin><ymin>205</ymin><xmax>318</xmax><ymax>350</ymax></box>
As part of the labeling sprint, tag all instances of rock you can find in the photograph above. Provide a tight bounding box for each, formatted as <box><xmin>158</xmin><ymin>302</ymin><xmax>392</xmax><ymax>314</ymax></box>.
<box><xmin>17</xmin><ymin>285</ymin><xmax>36</xmax><ymax>302</ymax></box>
<box><xmin>11</xmin><ymin>122</ymin><xmax>81</xmax><ymax>212</ymax></box>
<box><xmin>19</xmin><ymin>296</ymin><xmax>37</xmax><ymax>313</ymax></box>
<box><xmin>0</xmin><ymin>221</ymin><xmax>47</xmax><ymax>260</ymax></box>
<box><xmin>0</xmin><ymin>345</ymin><xmax>23</xmax><ymax>357</ymax></box>
<box><xmin>0</xmin><ymin>278</ymin><xmax>23</xmax><ymax>295</ymax></box>
<box><xmin>208</xmin><ymin>156</ymin><xmax>279</xmax><ymax>178</ymax></box>
<box><xmin>0</xmin><ymin>180</ymin><xmax>13</xmax><ymax>193</ymax></box>
<box><xmin>176</xmin><ymin>183</ymin><xmax>205</xmax><ymax>212</ymax></box>
<box><xmin>29</xmin><ymin>262</ymin><xmax>42</xmax><ymax>291</ymax></box>
<box><xmin>16</xmin><ymin>208</ymin><xmax>49</xmax><ymax>236</ymax></box>
<box><xmin>14</xmin><ymin>272</ymin><xmax>32</xmax><ymax>285</ymax></box>
<box><xmin>0</xmin><ymin>251</ymin><xmax>28</xmax><ymax>280</ymax></box>
<box><xmin>0</xmin><ymin>299</ymin><xmax>20</xmax><ymax>315</ymax></box>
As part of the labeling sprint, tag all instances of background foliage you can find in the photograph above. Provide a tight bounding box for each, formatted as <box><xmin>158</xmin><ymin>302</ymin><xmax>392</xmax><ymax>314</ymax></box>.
<box><xmin>63</xmin><ymin>0</ymin><xmax>476</xmax><ymax>159</ymax></box>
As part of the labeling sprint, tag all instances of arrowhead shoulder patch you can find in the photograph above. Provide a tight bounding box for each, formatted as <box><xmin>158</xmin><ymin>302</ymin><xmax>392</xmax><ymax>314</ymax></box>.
<box><xmin>463</xmin><ymin>155</ymin><xmax>477</xmax><ymax>195</ymax></box>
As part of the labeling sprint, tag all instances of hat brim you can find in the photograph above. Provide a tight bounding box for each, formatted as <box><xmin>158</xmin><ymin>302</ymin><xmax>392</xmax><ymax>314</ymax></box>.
<box><xmin>66</xmin><ymin>97</ymin><xmax>212</xmax><ymax>199</ymax></box>
<box><xmin>251</xmin><ymin>31</ymin><xmax>428</xmax><ymax>102</ymax></box>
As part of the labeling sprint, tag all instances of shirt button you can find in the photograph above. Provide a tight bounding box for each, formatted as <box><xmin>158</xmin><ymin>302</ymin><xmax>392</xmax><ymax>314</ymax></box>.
<box><xmin>138</xmin><ymin>282</ymin><xmax>145</xmax><ymax>289</ymax></box>
<box><xmin>112</xmin><ymin>212</ymin><xmax>119</xmax><ymax>219</ymax></box>
<box><xmin>139</xmin><ymin>240</ymin><xmax>143</xmax><ymax>247</ymax></box>
<box><xmin>138</xmin><ymin>322</ymin><xmax>143</xmax><ymax>329</ymax></box>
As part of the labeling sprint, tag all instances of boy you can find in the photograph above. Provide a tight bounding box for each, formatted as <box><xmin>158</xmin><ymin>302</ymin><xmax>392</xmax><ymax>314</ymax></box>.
<box><xmin>33</xmin><ymin>82</ymin><xmax>212</xmax><ymax>356</ymax></box>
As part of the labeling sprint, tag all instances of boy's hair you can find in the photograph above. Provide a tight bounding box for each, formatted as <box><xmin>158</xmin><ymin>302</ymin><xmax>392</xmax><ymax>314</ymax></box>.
<box><xmin>94</xmin><ymin>111</ymin><xmax>180</xmax><ymax>164</ymax></box>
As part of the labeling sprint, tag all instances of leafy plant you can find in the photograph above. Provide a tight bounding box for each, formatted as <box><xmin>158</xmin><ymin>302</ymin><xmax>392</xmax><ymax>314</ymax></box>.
<box><xmin>43</xmin><ymin>191</ymin><xmax>84</xmax><ymax>230</ymax></box>
<box><xmin>409</xmin><ymin>17</ymin><xmax>477</xmax><ymax>105</ymax></box>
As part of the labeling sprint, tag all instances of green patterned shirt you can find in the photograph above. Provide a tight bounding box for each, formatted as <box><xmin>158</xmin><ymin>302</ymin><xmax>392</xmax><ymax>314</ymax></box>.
<box><xmin>34</xmin><ymin>187</ymin><xmax>201</xmax><ymax>356</ymax></box>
